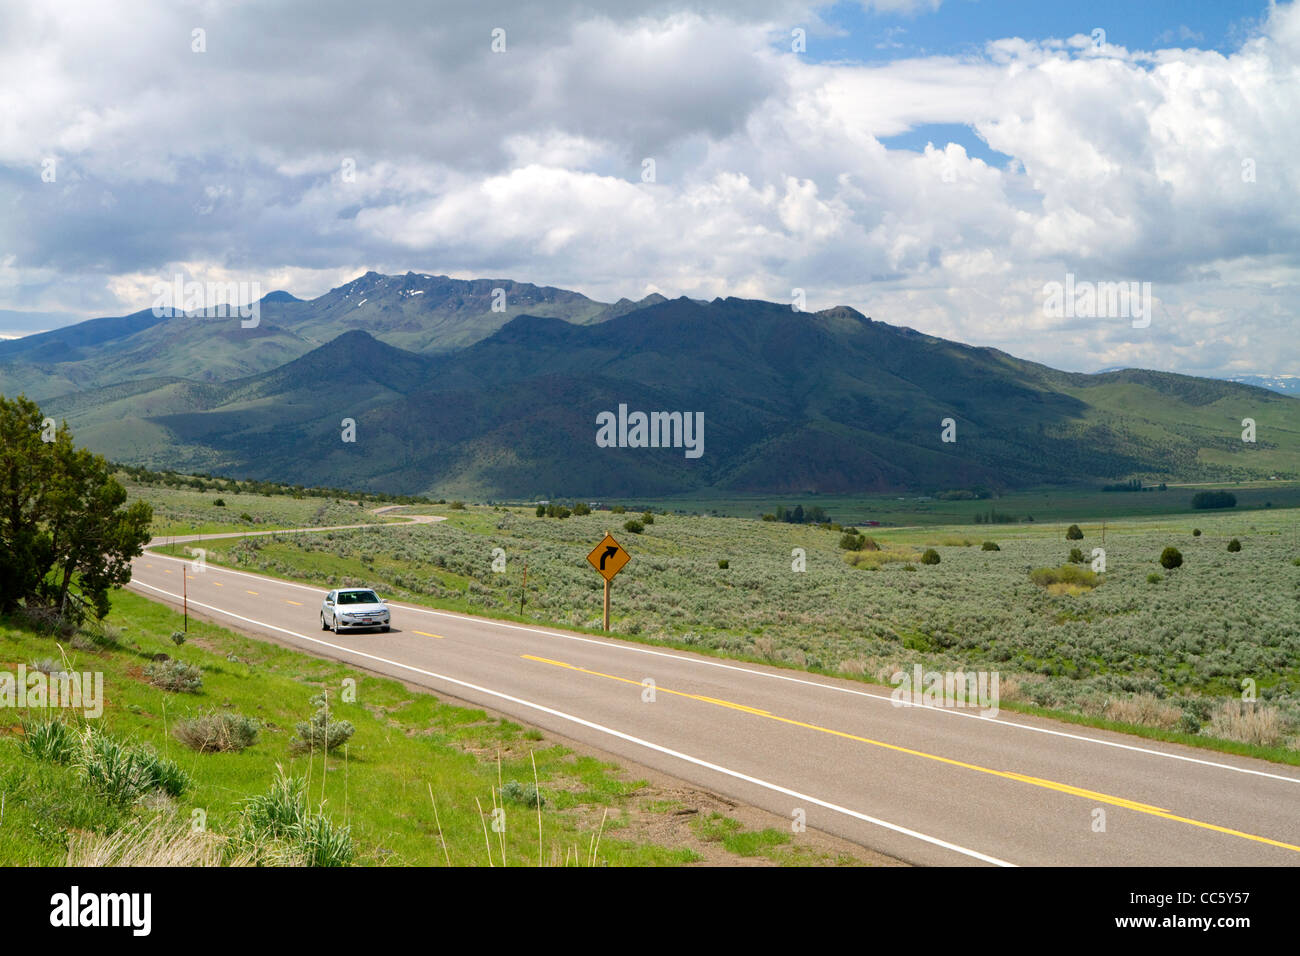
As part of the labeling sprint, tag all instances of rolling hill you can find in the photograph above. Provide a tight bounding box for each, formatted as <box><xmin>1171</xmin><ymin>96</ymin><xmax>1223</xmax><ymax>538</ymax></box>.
<box><xmin>15</xmin><ymin>278</ymin><xmax>1299</xmax><ymax>498</ymax></box>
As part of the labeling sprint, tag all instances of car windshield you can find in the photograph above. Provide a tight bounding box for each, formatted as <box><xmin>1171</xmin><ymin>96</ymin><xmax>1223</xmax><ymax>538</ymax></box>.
<box><xmin>336</xmin><ymin>590</ymin><xmax>380</xmax><ymax>605</ymax></box>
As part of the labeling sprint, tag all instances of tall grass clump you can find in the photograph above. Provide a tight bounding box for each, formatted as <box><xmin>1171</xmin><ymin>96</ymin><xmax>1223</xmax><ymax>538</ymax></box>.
<box><xmin>1208</xmin><ymin>700</ymin><xmax>1285</xmax><ymax>747</ymax></box>
<box><xmin>234</xmin><ymin>768</ymin><xmax>353</xmax><ymax>867</ymax></box>
<box><xmin>69</xmin><ymin>727</ymin><xmax>190</xmax><ymax>805</ymax></box>
<box><xmin>67</xmin><ymin>815</ymin><xmax>253</xmax><ymax>867</ymax></box>
<box><xmin>19</xmin><ymin>715</ymin><xmax>77</xmax><ymax>764</ymax></box>
<box><xmin>844</xmin><ymin>545</ymin><xmax>918</xmax><ymax>569</ymax></box>
<box><xmin>1029</xmin><ymin>564</ymin><xmax>1099</xmax><ymax>594</ymax></box>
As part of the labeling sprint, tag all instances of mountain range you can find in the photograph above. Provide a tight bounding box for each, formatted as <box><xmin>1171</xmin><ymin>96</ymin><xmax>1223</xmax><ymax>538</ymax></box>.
<box><xmin>2</xmin><ymin>273</ymin><xmax>1297</xmax><ymax>498</ymax></box>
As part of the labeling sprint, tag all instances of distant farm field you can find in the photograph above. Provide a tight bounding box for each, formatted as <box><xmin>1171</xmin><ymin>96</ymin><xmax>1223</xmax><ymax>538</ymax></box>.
<box><xmin>154</xmin><ymin>500</ymin><xmax>1300</xmax><ymax>759</ymax></box>
<box><xmin>605</xmin><ymin>480</ymin><xmax>1300</xmax><ymax>526</ymax></box>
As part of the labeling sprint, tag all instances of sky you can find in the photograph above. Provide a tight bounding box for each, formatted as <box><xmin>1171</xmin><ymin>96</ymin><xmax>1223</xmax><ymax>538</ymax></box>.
<box><xmin>0</xmin><ymin>0</ymin><xmax>1295</xmax><ymax>376</ymax></box>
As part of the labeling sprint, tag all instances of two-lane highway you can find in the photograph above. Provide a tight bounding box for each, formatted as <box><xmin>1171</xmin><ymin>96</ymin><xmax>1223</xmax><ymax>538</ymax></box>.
<box><xmin>128</xmin><ymin>526</ymin><xmax>1300</xmax><ymax>866</ymax></box>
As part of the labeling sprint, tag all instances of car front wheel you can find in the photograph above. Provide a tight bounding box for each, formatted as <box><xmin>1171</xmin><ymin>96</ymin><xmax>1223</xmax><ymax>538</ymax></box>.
<box><xmin>321</xmin><ymin>614</ymin><xmax>330</xmax><ymax>631</ymax></box>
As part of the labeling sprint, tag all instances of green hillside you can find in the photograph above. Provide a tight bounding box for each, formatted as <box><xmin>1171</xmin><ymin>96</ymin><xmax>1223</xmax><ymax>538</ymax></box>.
<box><xmin>0</xmin><ymin>273</ymin><xmax>638</xmax><ymax>401</ymax></box>
<box><xmin>9</xmin><ymin>283</ymin><xmax>1300</xmax><ymax>498</ymax></box>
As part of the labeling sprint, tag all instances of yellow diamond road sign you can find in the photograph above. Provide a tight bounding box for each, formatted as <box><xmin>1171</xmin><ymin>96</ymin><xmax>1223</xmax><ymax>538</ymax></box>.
<box><xmin>587</xmin><ymin>533</ymin><xmax>630</xmax><ymax>582</ymax></box>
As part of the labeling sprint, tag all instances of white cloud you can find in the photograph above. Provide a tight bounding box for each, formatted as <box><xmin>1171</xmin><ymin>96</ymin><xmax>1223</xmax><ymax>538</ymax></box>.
<box><xmin>0</xmin><ymin>0</ymin><xmax>1297</xmax><ymax>376</ymax></box>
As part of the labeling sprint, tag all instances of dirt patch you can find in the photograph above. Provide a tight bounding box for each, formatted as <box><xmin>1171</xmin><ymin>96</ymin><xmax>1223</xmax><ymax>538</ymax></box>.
<box><xmin>573</xmin><ymin>768</ymin><xmax>904</xmax><ymax>868</ymax></box>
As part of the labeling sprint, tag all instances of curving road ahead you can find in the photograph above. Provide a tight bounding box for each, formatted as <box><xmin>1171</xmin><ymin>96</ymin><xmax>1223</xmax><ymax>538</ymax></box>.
<box><xmin>127</xmin><ymin>515</ymin><xmax>1300</xmax><ymax>867</ymax></box>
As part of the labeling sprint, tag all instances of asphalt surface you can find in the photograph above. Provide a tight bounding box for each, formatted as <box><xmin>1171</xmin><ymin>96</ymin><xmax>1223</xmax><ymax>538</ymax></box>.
<box><xmin>128</xmin><ymin>520</ymin><xmax>1300</xmax><ymax>867</ymax></box>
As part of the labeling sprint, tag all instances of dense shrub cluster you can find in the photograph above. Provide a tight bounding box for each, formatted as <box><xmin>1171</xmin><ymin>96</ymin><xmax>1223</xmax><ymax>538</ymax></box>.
<box><xmin>1192</xmin><ymin>491</ymin><xmax>1237</xmax><ymax>510</ymax></box>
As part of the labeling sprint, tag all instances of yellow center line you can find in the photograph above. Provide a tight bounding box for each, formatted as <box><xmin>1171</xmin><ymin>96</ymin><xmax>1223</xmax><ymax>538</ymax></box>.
<box><xmin>285</xmin><ymin>600</ymin><xmax>303</xmax><ymax>606</ymax></box>
<box><xmin>245</xmin><ymin>590</ymin><xmax>258</xmax><ymax>596</ymax></box>
<box><xmin>521</xmin><ymin>655</ymin><xmax>1300</xmax><ymax>854</ymax></box>
<box><xmin>162</xmin><ymin>569</ymin><xmax>172</xmax><ymax>574</ymax></box>
<box><xmin>413</xmin><ymin>630</ymin><xmax>444</xmax><ymax>639</ymax></box>
<box><xmin>213</xmin><ymin>582</ymin><xmax>223</xmax><ymax>587</ymax></box>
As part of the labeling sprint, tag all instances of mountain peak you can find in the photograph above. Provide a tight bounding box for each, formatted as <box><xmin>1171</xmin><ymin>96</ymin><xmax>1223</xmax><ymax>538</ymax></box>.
<box><xmin>816</xmin><ymin>305</ymin><xmax>870</xmax><ymax>323</ymax></box>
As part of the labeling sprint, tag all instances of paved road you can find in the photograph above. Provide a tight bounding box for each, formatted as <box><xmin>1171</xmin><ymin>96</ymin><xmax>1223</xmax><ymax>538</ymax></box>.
<box><xmin>127</xmin><ymin>519</ymin><xmax>1300</xmax><ymax>866</ymax></box>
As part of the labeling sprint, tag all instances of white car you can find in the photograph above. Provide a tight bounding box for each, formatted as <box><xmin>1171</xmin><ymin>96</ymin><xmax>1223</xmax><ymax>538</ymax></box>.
<box><xmin>321</xmin><ymin>588</ymin><xmax>391</xmax><ymax>632</ymax></box>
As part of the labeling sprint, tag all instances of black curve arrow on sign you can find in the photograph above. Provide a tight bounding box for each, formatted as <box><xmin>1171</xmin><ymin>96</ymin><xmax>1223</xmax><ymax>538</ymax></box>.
<box><xmin>599</xmin><ymin>545</ymin><xmax>618</xmax><ymax>570</ymax></box>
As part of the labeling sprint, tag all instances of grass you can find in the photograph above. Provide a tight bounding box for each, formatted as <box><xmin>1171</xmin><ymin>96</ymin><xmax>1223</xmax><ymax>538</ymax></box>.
<box><xmin>582</xmin><ymin>479</ymin><xmax>1300</xmax><ymax>526</ymax></box>
<box><xmin>690</xmin><ymin>812</ymin><xmax>855</xmax><ymax>866</ymax></box>
<box><xmin>1</xmin><ymin>590</ymin><xmax>853</xmax><ymax>866</ymax></box>
<box><xmin>1029</xmin><ymin>564</ymin><xmax>1101</xmax><ymax>594</ymax></box>
<box><xmin>124</xmin><ymin>480</ymin><xmax>397</xmax><ymax>537</ymax></box>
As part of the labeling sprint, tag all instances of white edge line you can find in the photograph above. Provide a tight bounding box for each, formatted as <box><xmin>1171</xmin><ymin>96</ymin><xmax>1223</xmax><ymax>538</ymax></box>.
<box><xmin>128</xmin><ymin>578</ymin><xmax>1012</xmax><ymax>867</ymax></box>
<box><xmin>136</xmin><ymin>548</ymin><xmax>1300</xmax><ymax>786</ymax></box>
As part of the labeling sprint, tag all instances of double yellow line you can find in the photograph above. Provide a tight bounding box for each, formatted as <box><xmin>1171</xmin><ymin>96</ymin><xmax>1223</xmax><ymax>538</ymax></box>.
<box><xmin>523</xmin><ymin>655</ymin><xmax>1300</xmax><ymax>854</ymax></box>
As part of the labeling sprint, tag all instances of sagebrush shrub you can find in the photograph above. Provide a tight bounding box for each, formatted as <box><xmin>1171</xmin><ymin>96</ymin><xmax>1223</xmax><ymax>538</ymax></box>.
<box><xmin>145</xmin><ymin>659</ymin><xmax>203</xmax><ymax>693</ymax></box>
<box><xmin>174</xmin><ymin>712</ymin><xmax>260</xmax><ymax>753</ymax></box>
<box><xmin>291</xmin><ymin>693</ymin><xmax>354</xmax><ymax>754</ymax></box>
<box><xmin>500</xmin><ymin>780</ymin><xmax>546</xmax><ymax>808</ymax></box>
